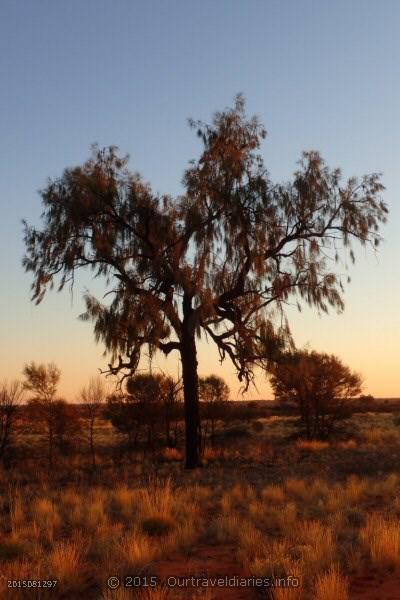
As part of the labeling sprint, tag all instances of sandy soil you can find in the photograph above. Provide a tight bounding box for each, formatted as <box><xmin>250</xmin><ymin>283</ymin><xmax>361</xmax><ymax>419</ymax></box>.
<box><xmin>154</xmin><ymin>544</ymin><xmax>260</xmax><ymax>599</ymax></box>
<box><xmin>155</xmin><ymin>548</ymin><xmax>400</xmax><ymax>599</ymax></box>
<box><xmin>350</xmin><ymin>568</ymin><xmax>400</xmax><ymax>600</ymax></box>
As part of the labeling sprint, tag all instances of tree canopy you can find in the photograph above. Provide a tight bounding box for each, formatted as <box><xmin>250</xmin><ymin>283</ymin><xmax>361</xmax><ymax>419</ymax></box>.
<box><xmin>199</xmin><ymin>375</ymin><xmax>230</xmax><ymax>404</ymax></box>
<box><xmin>270</xmin><ymin>350</ymin><xmax>363</xmax><ymax>439</ymax></box>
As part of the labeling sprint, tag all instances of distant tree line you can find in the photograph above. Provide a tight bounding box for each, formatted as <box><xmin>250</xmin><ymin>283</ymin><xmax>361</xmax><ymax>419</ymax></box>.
<box><xmin>0</xmin><ymin>363</ymin><xmax>237</xmax><ymax>469</ymax></box>
<box><xmin>0</xmin><ymin>348</ymin><xmax>383</xmax><ymax>470</ymax></box>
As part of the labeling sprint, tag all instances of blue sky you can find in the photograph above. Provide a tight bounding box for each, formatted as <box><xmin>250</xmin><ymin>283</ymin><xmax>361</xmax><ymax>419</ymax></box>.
<box><xmin>0</xmin><ymin>0</ymin><xmax>399</xmax><ymax>399</ymax></box>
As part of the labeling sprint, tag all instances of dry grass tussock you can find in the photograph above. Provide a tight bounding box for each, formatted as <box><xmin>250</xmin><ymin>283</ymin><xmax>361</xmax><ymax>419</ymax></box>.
<box><xmin>9</xmin><ymin>488</ymin><xmax>24</xmax><ymax>535</ymax></box>
<box><xmin>261</xmin><ymin>483</ymin><xmax>286</xmax><ymax>504</ymax></box>
<box><xmin>1</xmin><ymin>477</ymin><xmax>203</xmax><ymax>599</ymax></box>
<box><xmin>32</xmin><ymin>497</ymin><xmax>61</xmax><ymax>542</ymax></box>
<box><xmin>115</xmin><ymin>528</ymin><xmax>155</xmax><ymax>572</ymax></box>
<box><xmin>361</xmin><ymin>514</ymin><xmax>400</xmax><ymax>568</ymax></box>
<box><xmin>292</xmin><ymin>521</ymin><xmax>336</xmax><ymax>576</ymax></box>
<box><xmin>49</xmin><ymin>538</ymin><xmax>85</xmax><ymax>584</ymax></box>
<box><xmin>160</xmin><ymin>447</ymin><xmax>183</xmax><ymax>462</ymax></box>
<box><xmin>314</xmin><ymin>565</ymin><xmax>349</xmax><ymax>600</ymax></box>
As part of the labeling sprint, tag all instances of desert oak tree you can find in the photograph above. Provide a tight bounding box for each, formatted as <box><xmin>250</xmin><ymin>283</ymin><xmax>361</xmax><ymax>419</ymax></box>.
<box><xmin>23</xmin><ymin>96</ymin><xmax>387</xmax><ymax>468</ymax></box>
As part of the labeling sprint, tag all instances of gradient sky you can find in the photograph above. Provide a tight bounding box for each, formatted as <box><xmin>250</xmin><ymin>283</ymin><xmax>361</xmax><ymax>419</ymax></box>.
<box><xmin>0</xmin><ymin>0</ymin><xmax>399</xmax><ymax>400</ymax></box>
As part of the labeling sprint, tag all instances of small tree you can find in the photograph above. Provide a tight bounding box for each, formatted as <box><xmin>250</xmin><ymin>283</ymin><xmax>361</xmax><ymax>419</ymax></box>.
<box><xmin>269</xmin><ymin>350</ymin><xmax>362</xmax><ymax>439</ymax></box>
<box><xmin>106</xmin><ymin>373</ymin><xmax>163</xmax><ymax>452</ymax></box>
<box><xmin>0</xmin><ymin>381</ymin><xmax>24</xmax><ymax>464</ymax></box>
<box><xmin>23</xmin><ymin>362</ymin><xmax>61</xmax><ymax>468</ymax></box>
<box><xmin>159</xmin><ymin>375</ymin><xmax>182</xmax><ymax>447</ymax></box>
<box><xmin>52</xmin><ymin>399</ymin><xmax>81</xmax><ymax>455</ymax></box>
<box><xmin>126</xmin><ymin>373</ymin><xmax>163</xmax><ymax>449</ymax></box>
<box><xmin>80</xmin><ymin>377</ymin><xmax>106</xmax><ymax>468</ymax></box>
<box><xmin>107</xmin><ymin>373</ymin><xmax>182</xmax><ymax>452</ymax></box>
<box><xmin>106</xmin><ymin>392</ymin><xmax>137</xmax><ymax>451</ymax></box>
<box><xmin>199</xmin><ymin>375</ymin><xmax>229</xmax><ymax>446</ymax></box>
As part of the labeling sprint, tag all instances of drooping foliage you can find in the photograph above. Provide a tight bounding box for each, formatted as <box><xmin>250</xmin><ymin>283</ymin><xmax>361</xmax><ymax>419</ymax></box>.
<box><xmin>23</xmin><ymin>97</ymin><xmax>387</xmax><ymax>389</ymax></box>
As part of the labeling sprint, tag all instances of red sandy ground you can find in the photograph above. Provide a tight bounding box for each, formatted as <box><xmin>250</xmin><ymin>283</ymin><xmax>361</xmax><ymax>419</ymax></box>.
<box><xmin>154</xmin><ymin>546</ymin><xmax>400</xmax><ymax>599</ymax></box>
<box><xmin>350</xmin><ymin>568</ymin><xmax>400</xmax><ymax>600</ymax></box>
<box><xmin>154</xmin><ymin>545</ymin><xmax>260</xmax><ymax>599</ymax></box>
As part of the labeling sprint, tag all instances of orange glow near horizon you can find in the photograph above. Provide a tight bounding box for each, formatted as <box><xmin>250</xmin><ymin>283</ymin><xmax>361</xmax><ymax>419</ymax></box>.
<box><xmin>5</xmin><ymin>324</ymin><xmax>398</xmax><ymax>403</ymax></box>
<box><xmin>2</xmin><ymin>251</ymin><xmax>399</xmax><ymax>403</ymax></box>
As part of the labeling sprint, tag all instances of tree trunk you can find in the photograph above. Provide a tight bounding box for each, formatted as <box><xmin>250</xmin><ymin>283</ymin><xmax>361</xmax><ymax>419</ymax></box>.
<box><xmin>48</xmin><ymin>421</ymin><xmax>53</xmax><ymax>469</ymax></box>
<box><xmin>147</xmin><ymin>424</ymin><xmax>151</xmax><ymax>448</ymax></box>
<box><xmin>201</xmin><ymin>420</ymin><xmax>209</xmax><ymax>454</ymax></box>
<box><xmin>181</xmin><ymin>316</ymin><xmax>201</xmax><ymax>469</ymax></box>
<box><xmin>0</xmin><ymin>415</ymin><xmax>11</xmax><ymax>460</ymax></box>
<box><xmin>165</xmin><ymin>412</ymin><xmax>171</xmax><ymax>446</ymax></box>
<box><xmin>134</xmin><ymin>425</ymin><xmax>140</xmax><ymax>447</ymax></box>
<box><xmin>90</xmin><ymin>418</ymin><xmax>96</xmax><ymax>469</ymax></box>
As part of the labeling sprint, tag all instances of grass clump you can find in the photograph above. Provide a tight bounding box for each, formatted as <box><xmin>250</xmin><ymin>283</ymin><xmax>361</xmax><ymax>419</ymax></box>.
<box><xmin>361</xmin><ymin>514</ymin><xmax>400</xmax><ymax>568</ymax></box>
<box><xmin>314</xmin><ymin>565</ymin><xmax>349</xmax><ymax>600</ymax></box>
<box><xmin>48</xmin><ymin>538</ymin><xmax>88</xmax><ymax>593</ymax></box>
